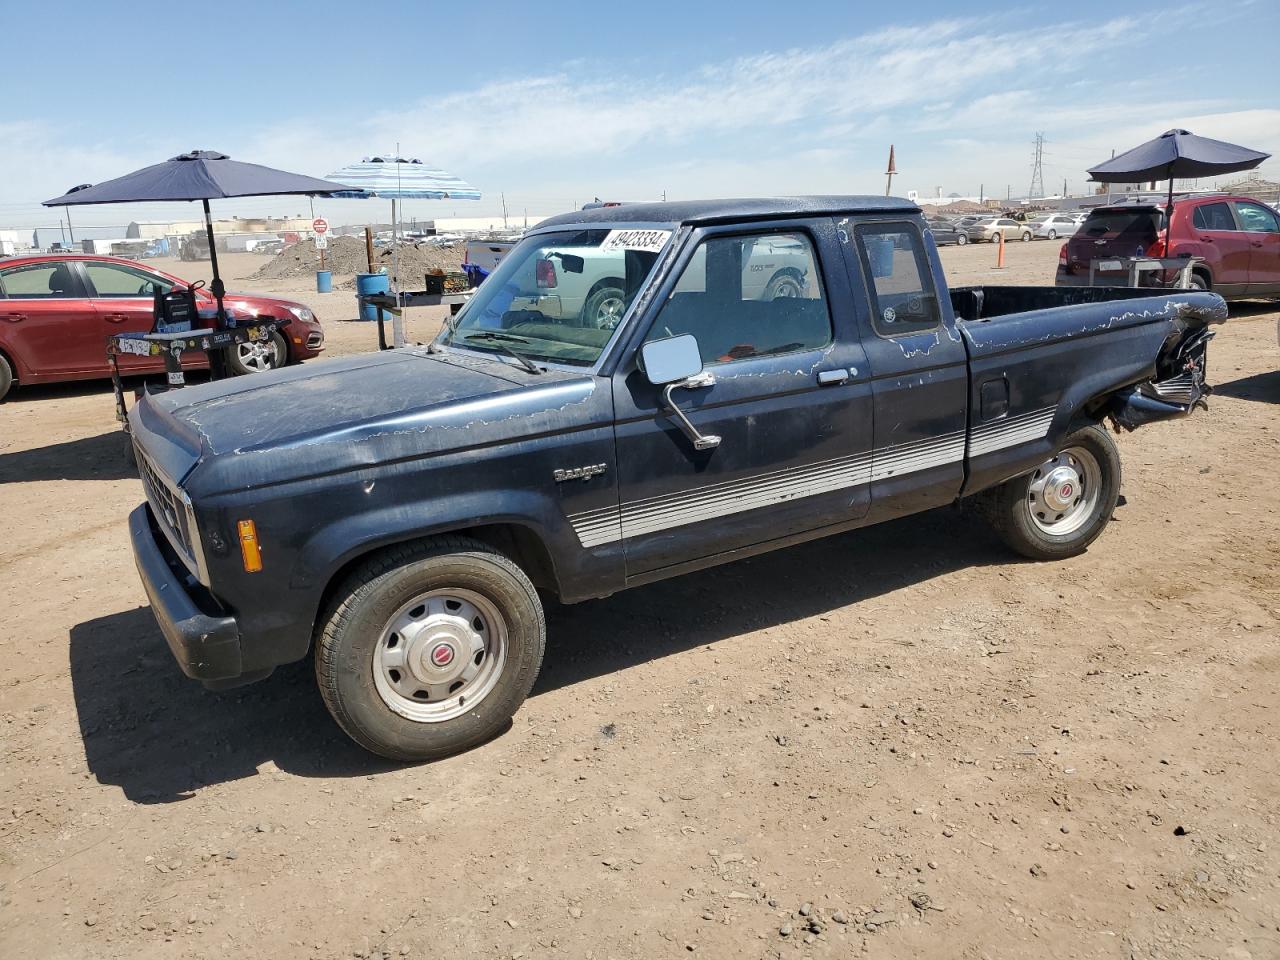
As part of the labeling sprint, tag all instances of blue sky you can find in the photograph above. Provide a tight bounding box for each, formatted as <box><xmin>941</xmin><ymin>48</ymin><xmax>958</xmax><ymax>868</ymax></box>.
<box><xmin>2</xmin><ymin>0</ymin><xmax>1277</xmax><ymax>228</ymax></box>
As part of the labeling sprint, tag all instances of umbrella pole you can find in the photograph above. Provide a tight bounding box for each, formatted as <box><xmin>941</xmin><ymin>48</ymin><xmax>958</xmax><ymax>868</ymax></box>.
<box><xmin>203</xmin><ymin>198</ymin><xmax>230</xmax><ymax>379</ymax></box>
<box><xmin>391</xmin><ymin>197</ymin><xmax>405</xmax><ymax>348</ymax></box>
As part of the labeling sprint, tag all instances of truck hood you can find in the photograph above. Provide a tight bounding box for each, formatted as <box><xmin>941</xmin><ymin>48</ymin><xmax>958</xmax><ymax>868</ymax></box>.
<box><xmin>133</xmin><ymin>349</ymin><xmax>602</xmax><ymax>493</ymax></box>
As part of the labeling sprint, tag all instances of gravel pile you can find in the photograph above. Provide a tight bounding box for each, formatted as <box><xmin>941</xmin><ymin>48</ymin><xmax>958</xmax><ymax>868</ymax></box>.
<box><xmin>251</xmin><ymin>236</ymin><xmax>465</xmax><ymax>286</ymax></box>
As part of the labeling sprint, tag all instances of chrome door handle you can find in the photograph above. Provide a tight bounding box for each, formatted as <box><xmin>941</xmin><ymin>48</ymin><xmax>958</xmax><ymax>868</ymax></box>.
<box><xmin>1251</xmin><ymin>241</ymin><xmax>1263</xmax><ymax>248</ymax></box>
<box><xmin>817</xmin><ymin>369</ymin><xmax>850</xmax><ymax>385</ymax></box>
<box><xmin>104</xmin><ymin>314</ymin><xmax>130</xmax><ymax>323</ymax></box>
<box><xmin>1</xmin><ymin>313</ymin><xmax>26</xmax><ymax>323</ymax></box>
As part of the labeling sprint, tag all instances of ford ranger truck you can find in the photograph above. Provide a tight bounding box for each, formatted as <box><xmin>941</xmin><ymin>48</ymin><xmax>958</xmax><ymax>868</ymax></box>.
<box><xmin>127</xmin><ymin>197</ymin><xmax>1224</xmax><ymax>761</ymax></box>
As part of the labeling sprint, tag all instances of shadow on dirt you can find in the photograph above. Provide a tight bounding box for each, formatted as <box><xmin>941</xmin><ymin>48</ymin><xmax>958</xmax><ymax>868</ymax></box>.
<box><xmin>70</xmin><ymin>507</ymin><xmax>1009</xmax><ymax>803</ymax></box>
<box><xmin>1214</xmin><ymin>370</ymin><xmax>1280</xmax><ymax>405</ymax></box>
<box><xmin>0</xmin><ymin>430</ymin><xmax>137</xmax><ymax>483</ymax></box>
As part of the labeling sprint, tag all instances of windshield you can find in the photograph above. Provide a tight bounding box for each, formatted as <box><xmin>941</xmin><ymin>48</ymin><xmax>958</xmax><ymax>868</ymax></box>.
<box><xmin>441</xmin><ymin>227</ymin><xmax>670</xmax><ymax>366</ymax></box>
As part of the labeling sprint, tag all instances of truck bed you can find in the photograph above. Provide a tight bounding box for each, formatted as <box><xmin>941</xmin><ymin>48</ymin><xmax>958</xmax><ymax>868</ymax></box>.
<box><xmin>949</xmin><ymin>285</ymin><xmax>1168</xmax><ymax>323</ymax></box>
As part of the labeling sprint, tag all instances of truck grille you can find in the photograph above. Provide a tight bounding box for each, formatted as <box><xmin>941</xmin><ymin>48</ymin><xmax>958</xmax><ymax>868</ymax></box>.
<box><xmin>135</xmin><ymin>443</ymin><xmax>205</xmax><ymax>582</ymax></box>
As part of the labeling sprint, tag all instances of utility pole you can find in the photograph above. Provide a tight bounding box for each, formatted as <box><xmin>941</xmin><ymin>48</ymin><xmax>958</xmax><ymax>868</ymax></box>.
<box><xmin>501</xmin><ymin>192</ymin><xmax>508</xmax><ymax>230</ymax></box>
<box><xmin>1106</xmin><ymin>149</ymin><xmax>1115</xmax><ymax>201</ymax></box>
<box><xmin>1029</xmin><ymin>132</ymin><xmax>1045</xmax><ymax>199</ymax></box>
<box><xmin>884</xmin><ymin>145</ymin><xmax>897</xmax><ymax>197</ymax></box>
<box><xmin>979</xmin><ymin>183</ymin><xmax>984</xmax><ymax>205</ymax></box>
<box><xmin>1063</xmin><ymin>177</ymin><xmax>1068</xmax><ymax>198</ymax></box>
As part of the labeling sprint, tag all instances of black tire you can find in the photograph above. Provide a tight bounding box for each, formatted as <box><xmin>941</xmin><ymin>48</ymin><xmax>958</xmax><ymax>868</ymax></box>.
<box><xmin>315</xmin><ymin>536</ymin><xmax>546</xmax><ymax>762</ymax></box>
<box><xmin>956</xmin><ymin>234</ymin><xmax>968</xmax><ymax>246</ymax></box>
<box><xmin>982</xmin><ymin>424</ymin><xmax>1121</xmax><ymax>561</ymax></box>
<box><xmin>1047</xmin><ymin>229</ymin><xmax>1058</xmax><ymax>240</ymax></box>
<box><xmin>225</xmin><ymin>329</ymin><xmax>287</xmax><ymax>375</ymax></box>
<box><xmin>580</xmin><ymin>283</ymin><xmax>626</xmax><ymax>329</ymax></box>
<box><xmin>763</xmin><ymin>270</ymin><xmax>804</xmax><ymax>300</ymax></box>
<box><xmin>1020</xmin><ymin>231</ymin><xmax>1033</xmax><ymax>242</ymax></box>
<box><xmin>1187</xmin><ymin>272</ymin><xmax>1209</xmax><ymax>291</ymax></box>
<box><xmin>0</xmin><ymin>353</ymin><xmax>13</xmax><ymax>402</ymax></box>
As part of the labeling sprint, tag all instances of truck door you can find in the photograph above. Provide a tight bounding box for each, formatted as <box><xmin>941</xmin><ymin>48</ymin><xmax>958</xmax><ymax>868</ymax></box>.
<box><xmin>837</xmin><ymin>219</ymin><xmax>969</xmax><ymax>522</ymax></box>
<box><xmin>606</xmin><ymin>219</ymin><xmax>874</xmax><ymax>579</ymax></box>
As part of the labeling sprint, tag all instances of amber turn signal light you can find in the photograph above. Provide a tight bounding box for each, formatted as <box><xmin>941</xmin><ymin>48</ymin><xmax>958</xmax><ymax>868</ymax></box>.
<box><xmin>237</xmin><ymin>519</ymin><xmax>263</xmax><ymax>573</ymax></box>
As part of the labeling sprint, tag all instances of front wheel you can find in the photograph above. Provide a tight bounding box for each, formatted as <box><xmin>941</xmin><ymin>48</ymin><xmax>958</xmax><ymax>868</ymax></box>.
<box><xmin>226</xmin><ymin>330</ymin><xmax>287</xmax><ymax>375</ymax></box>
<box><xmin>315</xmin><ymin>536</ymin><xmax>546</xmax><ymax>761</ymax></box>
<box><xmin>1047</xmin><ymin>229</ymin><xmax>1058</xmax><ymax>240</ymax></box>
<box><xmin>956</xmin><ymin>234</ymin><xmax>968</xmax><ymax>245</ymax></box>
<box><xmin>1020</xmin><ymin>231</ymin><xmax>1033</xmax><ymax>242</ymax></box>
<box><xmin>982</xmin><ymin>424</ymin><xmax>1121</xmax><ymax>561</ymax></box>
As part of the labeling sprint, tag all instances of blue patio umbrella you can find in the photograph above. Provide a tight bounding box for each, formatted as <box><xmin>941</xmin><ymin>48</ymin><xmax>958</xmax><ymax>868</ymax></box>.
<box><xmin>44</xmin><ymin>150</ymin><xmax>357</xmax><ymax>330</ymax></box>
<box><xmin>1088</xmin><ymin>129</ymin><xmax>1269</xmax><ymax>224</ymax></box>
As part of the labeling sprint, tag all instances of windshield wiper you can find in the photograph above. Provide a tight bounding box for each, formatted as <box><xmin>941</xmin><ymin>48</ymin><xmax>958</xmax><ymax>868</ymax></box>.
<box><xmin>462</xmin><ymin>332</ymin><xmax>543</xmax><ymax>374</ymax></box>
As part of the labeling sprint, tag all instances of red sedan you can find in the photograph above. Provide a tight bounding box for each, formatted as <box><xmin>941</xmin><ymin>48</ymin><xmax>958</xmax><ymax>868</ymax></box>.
<box><xmin>0</xmin><ymin>254</ymin><xmax>324</xmax><ymax>400</ymax></box>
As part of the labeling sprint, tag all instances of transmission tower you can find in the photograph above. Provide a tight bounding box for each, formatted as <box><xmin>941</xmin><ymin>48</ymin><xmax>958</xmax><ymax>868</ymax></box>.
<box><xmin>1029</xmin><ymin>132</ymin><xmax>1045</xmax><ymax>199</ymax></box>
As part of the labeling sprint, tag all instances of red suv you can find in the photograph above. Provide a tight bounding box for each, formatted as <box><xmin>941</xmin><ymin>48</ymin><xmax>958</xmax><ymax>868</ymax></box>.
<box><xmin>0</xmin><ymin>255</ymin><xmax>324</xmax><ymax>400</ymax></box>
<box><xmin>1057</xmin><ymin>195</ymin><xmax>1280</xmax><ymax>299</ymax></box>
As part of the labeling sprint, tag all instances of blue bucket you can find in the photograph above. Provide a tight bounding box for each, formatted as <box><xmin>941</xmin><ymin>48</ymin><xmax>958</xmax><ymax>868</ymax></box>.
<box><xmin>316</xmin><ymin>270</ymin><xmax>332</xmax><ymax>294</ymax></box>
<box><xmin>356</xmin><ymin>272</ymin><xmax>389</xmax><ymax>321</ymax></box>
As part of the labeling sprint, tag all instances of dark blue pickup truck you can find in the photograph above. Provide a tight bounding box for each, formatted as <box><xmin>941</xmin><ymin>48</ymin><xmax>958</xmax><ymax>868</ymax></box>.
<box><xmin>127</xmin><ymin>197</ymin><xmax>1224</xmax><ymax>760</ymax></box>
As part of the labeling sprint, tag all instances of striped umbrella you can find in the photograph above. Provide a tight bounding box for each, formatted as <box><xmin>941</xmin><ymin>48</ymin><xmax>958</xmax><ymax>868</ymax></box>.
<box><xmin>324</xmin><ymin>156</ymin><xmax>480</xmax><ymax>347</ymax></box>
<box><xmin>324</xmin><ymin>156</ymin><xmax>481</xmax><ymax>201</ymax></box>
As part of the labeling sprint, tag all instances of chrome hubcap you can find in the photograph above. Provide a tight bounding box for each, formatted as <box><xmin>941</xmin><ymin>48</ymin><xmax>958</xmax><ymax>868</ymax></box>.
<box><xmin>373</xmin><ymin>588</ymin><xmax>507</xmax><ymax>723</ymax></box>
<box><xmin>1027</xmin><ymin>446</ymin><xmax>1100</xmax><ymax>535</ymax></box>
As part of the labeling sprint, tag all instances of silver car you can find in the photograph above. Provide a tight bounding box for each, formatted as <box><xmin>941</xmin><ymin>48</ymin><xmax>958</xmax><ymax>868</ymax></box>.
<box><xmin>965</xmin><ymin>217</ymin><xmax>1033</xmax><ymax>243</ymax></box>
<box><xmin>1029</xmin><ymin>213</ymin><xmax>1084</xmax><ymax>240</ymax></box>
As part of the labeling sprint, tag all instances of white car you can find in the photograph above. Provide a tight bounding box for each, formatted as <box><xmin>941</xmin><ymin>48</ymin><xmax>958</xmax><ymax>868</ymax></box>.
<box><xmin>1029</xmin><ymin>213</ymin><xmax>1084</xmax><ymax>240</ymax></box>
<box><xmin>511</xmin><ymin>235</ymin><xmax>814</xmax><ymax>329</ymax></box>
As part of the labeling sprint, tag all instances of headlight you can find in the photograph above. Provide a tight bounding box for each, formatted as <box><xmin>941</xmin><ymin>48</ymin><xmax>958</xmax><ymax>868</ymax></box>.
<box><xmin>288</xmin><ymin>305</ymin><xmax>315</xmax><ymax>323</ymax></box>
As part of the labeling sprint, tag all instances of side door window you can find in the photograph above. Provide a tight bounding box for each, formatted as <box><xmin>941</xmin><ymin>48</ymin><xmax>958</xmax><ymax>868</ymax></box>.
<box><xmin>0</xmin><ymin>262</ymin><xmax>83</xmax><ymax>299</ymax></box>
<box><xmin>643</xmin><ymin>231</ymin><xmax>832</xmax><ymax>364</ymax></box>
<box><xmin>852</xmin><ymin>224</ymin><xmax>941</xmax><ymax>337</ymax></box>
<box><xmin>1193</xmin><ymin>202</ymin><xmax>1237</xmax><ymax>232</ymax></box>
<box><xmin>1233</xmin><ymin>201</ymin><xmax>1279</xmax><ymax>234</ymax></box>
<box><xmin>83</xmin><ymin>262</ymin><xmax>173</xmax><ymax>298</ymax></box>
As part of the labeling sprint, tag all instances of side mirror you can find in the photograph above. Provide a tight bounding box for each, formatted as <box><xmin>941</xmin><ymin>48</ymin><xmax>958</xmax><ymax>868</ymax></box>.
<box><xmin>639</xmin><ymin>335</ymin><xmax>721</xmax><ymax>451</ymax></box>
<box><xmin>640</xmin><ymin>334</ymin><xmax>703</xmax><ymax>386</ymax></box>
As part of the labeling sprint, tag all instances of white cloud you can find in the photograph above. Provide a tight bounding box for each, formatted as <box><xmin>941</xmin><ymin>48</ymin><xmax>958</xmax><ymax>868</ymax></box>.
<box><xmin>3</xmin><ymin>8</ymin><xmax>1276</xmax><ymax>227</ymax></box>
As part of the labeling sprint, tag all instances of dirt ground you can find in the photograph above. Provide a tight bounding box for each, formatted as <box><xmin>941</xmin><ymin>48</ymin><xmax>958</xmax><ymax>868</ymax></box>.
<box><xmin>1</xmin><ymin>239</ymin><xmax>1278</xmax><ymax>960</ymax></box>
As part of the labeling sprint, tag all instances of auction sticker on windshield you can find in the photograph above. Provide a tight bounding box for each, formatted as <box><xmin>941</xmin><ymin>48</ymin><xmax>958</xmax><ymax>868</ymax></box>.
<box><xmin>601</xmin><ymin>229</ymin><xmax>671</xmax><ymax>253</ymax></box>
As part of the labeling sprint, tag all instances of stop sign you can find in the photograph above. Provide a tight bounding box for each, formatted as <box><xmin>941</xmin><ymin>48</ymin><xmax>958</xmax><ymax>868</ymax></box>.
<box><xmin>312</xmin><ymin>217</ymin><xmax>329</xmax><ymax>235</ymax></box>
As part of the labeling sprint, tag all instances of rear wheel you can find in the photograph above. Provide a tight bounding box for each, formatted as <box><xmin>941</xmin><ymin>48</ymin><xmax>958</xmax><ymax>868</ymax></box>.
<box><xmin>764</xmin><ymin>270</ymin><xmax>804</xmax><ymax>300</ymax></box>
<box><xmin>0</xmin><ymin>353</ymin><xmax>13</xmax><ymax>401</ymax></box>
<box><xmin>315</xmin><ymin>536</ymin><xmax>546</xmax><ymax>761</ymax></box>
<box><xmin>1021</xmin><ymin>231</ymin><xmax>1033</xmax><ymax>242</ymax></box>
<box><xmin>1187</xmin><ymin>272</ymin><xmax>1209</xmax><ymax>291</ymax></box>
<box><xmin>1047</xmin><ymin>229</ymin><xmax>1058</xmax><ymax>240</ymax></box>
<box><xmin>983</xmin><ymin>424</ymin><xmax>1121</xmax><ymax>561</ymax></box>
<box><xmin>581</xmin><ymin>284</ymin><xmax>626</xmax><ymax>330</ymax></box>
<box><xmin>956</xmin><ymin>234</ymin><xmax>968</xmax><ymax>246</ymax></box>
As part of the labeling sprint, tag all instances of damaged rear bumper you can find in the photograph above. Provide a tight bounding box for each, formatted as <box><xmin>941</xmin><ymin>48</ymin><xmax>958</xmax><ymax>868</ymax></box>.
<box><xmin>1109</xmin><ymin>326</ymin><xmax>1214</xmax><ymax>430</ymax></box>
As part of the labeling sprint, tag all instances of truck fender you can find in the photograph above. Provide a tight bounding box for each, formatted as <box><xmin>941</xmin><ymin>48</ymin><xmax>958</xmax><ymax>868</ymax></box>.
<box><xmin>294</xmin><ymin>489</ymin><xmax>573</xmax><ymax>603</ymax></box>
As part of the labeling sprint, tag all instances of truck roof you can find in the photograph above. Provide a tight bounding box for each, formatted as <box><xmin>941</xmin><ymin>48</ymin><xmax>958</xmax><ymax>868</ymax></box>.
<box><xmin>536</xmin><ymin>195</ymin><xmax>920</xmax><ymax>230</ymax></box>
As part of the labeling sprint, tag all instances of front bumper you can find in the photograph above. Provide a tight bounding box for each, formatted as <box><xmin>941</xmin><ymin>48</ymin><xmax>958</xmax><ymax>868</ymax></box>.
<box><xmin>129</xmin><ymin>504</ymin><xmax>243</xmax><ymax>681</ymax></box>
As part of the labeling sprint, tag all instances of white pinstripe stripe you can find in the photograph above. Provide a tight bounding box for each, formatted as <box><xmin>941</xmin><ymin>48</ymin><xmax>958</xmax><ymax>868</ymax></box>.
<box><xmin>568</xmin><ymin>406</ymin><xmax>1057</xmax><ymax>547</ymax></box>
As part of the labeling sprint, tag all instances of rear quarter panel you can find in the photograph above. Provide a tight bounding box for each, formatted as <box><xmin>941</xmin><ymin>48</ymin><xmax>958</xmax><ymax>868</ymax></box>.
<box><xmin>960</xmin><ymin>292</ymin><xmax>1225</xmax><ymax>495</ymax></box>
